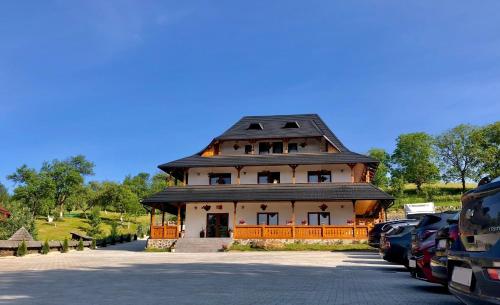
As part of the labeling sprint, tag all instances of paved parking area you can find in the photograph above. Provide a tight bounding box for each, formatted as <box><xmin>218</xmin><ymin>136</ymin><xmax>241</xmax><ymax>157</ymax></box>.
<box><xmin>0</xmin><ymin>240</ymin><xmax>461</xmax><ymax>305</ymax></box>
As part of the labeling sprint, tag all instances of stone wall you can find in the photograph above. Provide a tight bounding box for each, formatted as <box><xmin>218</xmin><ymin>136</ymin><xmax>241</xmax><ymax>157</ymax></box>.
<box><xmin>146</xmin><ymin>238</ymin><xmax>177</xmax><ymax>249</ymax></box>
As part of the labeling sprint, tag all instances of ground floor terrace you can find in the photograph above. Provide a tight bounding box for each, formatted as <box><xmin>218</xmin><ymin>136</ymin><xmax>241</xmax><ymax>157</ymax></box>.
<box><xmin>0</xmin><ymin>241</ymin><xmax>461</xmax><ymax>305</ymax></box>
<box><xmin>143</xmin><ymin>183</ymin><xmax>394</xmax><ymax>241</ymax></box>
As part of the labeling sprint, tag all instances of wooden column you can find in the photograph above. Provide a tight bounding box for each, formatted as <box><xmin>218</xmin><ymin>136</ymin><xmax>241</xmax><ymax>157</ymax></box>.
<box><xmin>235</xmin><ymin>166</ymin><xmax>243</xmax><ymax>184</ymax></box>
<box><xmin>150</xmin><ymin>207</ymin><xmax>156</xmax><ymax>237</ymax></box>
<box><xmin>177</xmin><ymin>204</ymin><xmax>182</xmax><ymax>237</ymax></box>
<box><xmin>291</xmin><ymin>201</ymin><xmax>295</xmax><ymax>238</ymax></box>
<box><xmin>284</xmin><ymin>138</ymin><xmax>289</xmax><ymax>154</ymax></box>
<box><xmin>233</xmin><ymin>201</ymin><xmax>238</xmax><ymax>235</ymax></box>
<box><xmin>162</xmin><ymin>210</ymin><xmax>165</xmax><ymax>226</ymax></box>
<box><xmin>290</xmin><ymin>165</ymin><xmax>298</xmax><ymax>184</ymax></box>
<box><xmin>348</xmin><ymin>163</ymin><xmax>356</xmax><ymax>183</ymax></box>
<box><xmin>352</xmin><ymin>200</ymin><xmax>357</xmax><ymax>239</ymax></box>
<box><xmin>183</xmin><ymin>169</ymin><xmax>188</xmax><ymax>186</ymax></box>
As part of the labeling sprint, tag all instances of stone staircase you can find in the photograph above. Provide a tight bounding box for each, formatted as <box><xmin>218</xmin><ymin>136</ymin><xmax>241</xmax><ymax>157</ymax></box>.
<box><xmin>173</xmin><ymin>238</ymin><xmax>233</xmax><ymax>253</ymax></box>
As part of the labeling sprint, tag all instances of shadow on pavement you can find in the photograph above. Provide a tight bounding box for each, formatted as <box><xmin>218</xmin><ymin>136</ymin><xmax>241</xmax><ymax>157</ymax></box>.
<box><xmin>96</xmin><ymin>240</ymin><xmax>147</xmax><ymax>252</ymax></box>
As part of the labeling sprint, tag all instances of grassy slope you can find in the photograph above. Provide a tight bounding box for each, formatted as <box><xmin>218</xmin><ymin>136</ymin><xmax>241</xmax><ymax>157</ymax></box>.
<box><xmin>36</xmin><ymin>212</ymin><xmax>150</xmax><ymax>241</ymax></box>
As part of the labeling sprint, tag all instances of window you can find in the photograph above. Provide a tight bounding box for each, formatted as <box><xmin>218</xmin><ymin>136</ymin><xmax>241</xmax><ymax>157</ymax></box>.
<box><xmin>288</xmin><ymin>143</ymin><xmax>298</xmax><ymax>153</ymax></box>
<box><xmin>283</xmin><ymin>121</ymin><xmax>300</xmax><ymax>128</ymax></box>
<box><xmin>257</xmin><ymin>212</ymin><xmax>279</xmax><ymax>225</ymax></box>
<box><xmin>272</xmin><ymin>142</ymin><xmax>283</xmax><ymax>154</ymax></box>
<box><xmin>247</xmin><ymin>123</ymin><xmax>263</xmax><ymax>130</ymax></box>
<box><xmin>209</xmin><ymin>173</ymin><xmax>231</xmax><ymax>185</ymax></box>
<box><xmin>308</xmin><ymin>212</ymin><xmax>331</xmax><ymax>225</ymax></box>
<box><xmin>308</xmin><ymin>171</ymin><xmax>332</xmax><ymax>183</ymax></box>
<box><xmin>259</xmin><ymin>142</ymin><xmax>271</xmax><ymax>154</ymax></box>
<box><xmin>258</xmin><ymin>172</ymin><xmax>280</xmax><ymax>184</ymax></box>
<box><xmin>244</xmin><ymin>145</ymin><xmax>253</xmax><ymax>154</ymax></box>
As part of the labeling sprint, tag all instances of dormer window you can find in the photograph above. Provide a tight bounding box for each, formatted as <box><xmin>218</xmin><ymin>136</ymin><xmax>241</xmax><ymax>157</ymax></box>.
<box><xmin>283</xmin><ymin>121</ymin><xmax>300</xmax><ymax>128</ymax></box>
<box><xmin>247</xmin><ymin>123</ymin><xmax>263</xmax><ymax>130</ymax></box>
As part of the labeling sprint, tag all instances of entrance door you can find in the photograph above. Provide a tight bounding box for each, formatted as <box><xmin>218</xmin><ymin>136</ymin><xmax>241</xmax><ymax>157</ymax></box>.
<box><xmin>206</xmin><ymin>213</ymin><xmax>229</xmax><ymax>238</ymax></box>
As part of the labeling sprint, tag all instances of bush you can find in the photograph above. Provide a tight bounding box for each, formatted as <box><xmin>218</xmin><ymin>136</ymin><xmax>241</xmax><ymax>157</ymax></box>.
<box><xmin>110</xmin><ymin>222</ymin><xmax>119</xmax><ymax>243</ymax></box>
<box><xmin>126</xmin><ymin>234</ymin><xmax>132</xmax><ymax>242</ymax></box>
<box><xmin>86</xmin><ymin>208</ymin><xmax>102</xmax><ymax>238</ymax></box>
<box><xmin>77</xmin><ymin>238</ymin><xmax>84</xmax><ymax>251</ymax></box>
<box><xmin>91</xmin><ymin>239</ymin><xmax>96</xmax><ymax>249</ymax></box>
<box><xmin>16</xmin><ymin>240</ymin><xmax>28</xmax><ymax>257</ymax></box>
<box><xmin>62</xmin><ymin>238</ymin><xmax>69</xmax><ymax>253</ymax></box>
<box><xmin>137</xmin><ymin>223</ymin><xmax>145</xmax><ymax>238</ymax></box>
<box><xmin>41</xmin><ymin>240</ymin><xmax>50</xmax><ymax>254</ymax></box>
<box><xmin>133</xmin><ymin>234</ymin><xmax>138</xmax><ymax>241</ymax></box>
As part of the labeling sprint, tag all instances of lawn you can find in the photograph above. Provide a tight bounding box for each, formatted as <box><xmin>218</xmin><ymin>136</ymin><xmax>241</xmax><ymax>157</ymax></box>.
<box><xmin>36</xmin><ymin>212</ymin><xmax>150</xmax><ymax>241</ymax></box>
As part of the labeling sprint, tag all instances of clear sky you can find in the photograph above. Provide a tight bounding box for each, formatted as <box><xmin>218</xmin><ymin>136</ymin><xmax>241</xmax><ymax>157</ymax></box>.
<box><xmin>1</xmin><ymin>1</ymin><xmax>499</xmax><ymax>190</ymax></box>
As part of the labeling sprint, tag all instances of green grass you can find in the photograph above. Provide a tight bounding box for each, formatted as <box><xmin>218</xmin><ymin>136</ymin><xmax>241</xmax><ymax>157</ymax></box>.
<box><xmin>144</xmin><ymin>248</ymin><xmax>171</xmax><ymax>252</ymax></box>
<box><xmin>36</xmin><ymin>211</ymin><xmax>150</xmax><ymax>241</ymax></box>
<box><xmin>228</xmin><ymin>242</ymin><xmax>374</xmax><ymax>252</ymax></box>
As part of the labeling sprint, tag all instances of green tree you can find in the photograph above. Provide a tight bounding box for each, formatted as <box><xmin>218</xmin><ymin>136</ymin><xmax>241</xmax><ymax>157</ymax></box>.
<box><xmin>391</xmin><ymin>132</ymin><xmax>440</xmax><ymax>191</ymax></box>
<box><xmin>434</xmin><ymin>124</ymin><xmax>482</xmax><ymax>191</ymax></box>
<box><xmin>41</xmin><ymin>155</ymin><xmax>94</xmax><ymax>218</ymax></box>
<box><xmin>41</xmin><ymin>240</ymin><xmax>50</xmax><ymax>254</ymax></box>
<box><xmin>86</xmin><ymin>207</ymin><xmax>103</xmax><ymax>237</ymax></box>
<box><xmin>93</xmin><ymin>182</ymin><xmax>142</xmax><ymax>222</ymax></box>
<box><xmin>0</xmin><ymin>201</ymin><xmax>38</xmax><ymax>240</ymax></box>
<box><xmin>368</xmin><ymin>148</ymin><xmax>391</xmax><ymax>188</ymax></box>
<box><xmin>7</xmin><ymin>165</ymin><xmax>55</xmax><ymax>217</ymax></box>
<box><xmin>475</xmin><ymin>122</ymin><xmax>500</xmax><ymax>178</ymax></box>
<box><xmin>17</xmin><ymin>240</ymin><xmax>27</xmax><ymax>257</ymax></box>
<box><xmin>0</xmin><ymin>182</ymin><xmax>9</xmax><ymax>205</ymax></box>
<box><xmin>123</xmin><ymin>173</ymin><xmax>151</xmax><ymax>199</ymax></box>
<box><xmin>151</xmin><ymin>172</ymin><xmax>169</xmax><ymax>193</ymax></box>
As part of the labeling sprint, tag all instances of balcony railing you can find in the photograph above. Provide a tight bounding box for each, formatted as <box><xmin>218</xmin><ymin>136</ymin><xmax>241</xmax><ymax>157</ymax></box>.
<box><xmin>150</xmin><ymin>225</ymin><xmax>178</xmax><ymax>239</ymax></box>
<box><xmin>234</xmin><ymin>225</ymin><xmax>369</xmax><ymax>240</ymax></box>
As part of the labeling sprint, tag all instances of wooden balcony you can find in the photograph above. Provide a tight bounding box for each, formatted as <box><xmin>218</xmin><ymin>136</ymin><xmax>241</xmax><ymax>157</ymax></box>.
<box><xmin>234</xmin><ymin>225</ymin><xmax>369</xmax><ymax>240</ymax></box>
<box><xmin>150</xmin><ymin>225</ymin><xmax>178</xmax><ymax>239</ymax></box>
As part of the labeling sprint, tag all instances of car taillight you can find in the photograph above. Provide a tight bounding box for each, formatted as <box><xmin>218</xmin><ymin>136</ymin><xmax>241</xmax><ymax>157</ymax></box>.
<box><xmin>487</xmin><ymin>268</ymin><xmax>500</xmax><ymax>281</ymax></box>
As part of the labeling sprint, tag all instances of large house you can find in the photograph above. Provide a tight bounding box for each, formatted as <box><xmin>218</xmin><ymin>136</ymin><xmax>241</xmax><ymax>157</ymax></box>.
<box><xmin>142</xmin><ymin>114</ymin><xmax>393</xmax><ymax>248</ymax></box>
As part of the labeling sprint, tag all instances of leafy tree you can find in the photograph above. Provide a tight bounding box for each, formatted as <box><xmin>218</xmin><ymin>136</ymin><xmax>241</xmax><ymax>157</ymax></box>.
<box><xmin>123</xmin><ymin>173</ymin><xmax>151</xmax><ymax>199</ymax></box>
<box><xmin>17</xmin><ymin>240</ymin><xmax>27</xmax><ymax>257</ymax></box>
<box><xmin>62</xmin><ymin>238</ymin><xmax>69</xmax><ymax>253</ymax></box>
<box><xmin>41</xmin><ymin>240</ymin><xmax>50</xmax><ymax>254</ymax></box>
<box><xmin>391</xmin><ymin>132</ymin><xmax>440</xmax><ymax>191</ymax></box>
<box><xmin>86</xmin><ymin>207</ymin><xmax>103</xmax><ymax>237</ymax></box>
<box><xmin>368</xmin><ymin>148</ymin><xmax>391</xmax><ymax>188</ymax></box>
<box><xmin>41</xmin><ymin>155</ymin><xmax>94</xmax><ymax>218</ymax></box>
<box><xmin>77</xmin><ymin>238</ymin><xmax>84</xmax><ymax>251</ymax></box>
<box><xmin>434</xmin><ymin>124</ymin><xmax>482</xmax><ymax>191</ymax></box>
<box><xmin>0</xmin><ymin>201</ymin><xmax>38</xmax><ymax>240</ymax></box>
<box><xmin>93</xmin><ymin>182</ymin><xmax>142</xmax><ymax>222</ymax></box>
<box><xmin>7</xmin><ymin>165</ymin><xmax>55</xmax><ymax>217</ymax></box>
<box><xmin>151</xmin><ymin>172</ymin><xmax>169</xmax><ymax>193</ymax></box>
<box><xmin>0</xmin><ymin>182</ymin><xmax>9</xmax><ymax>205</ymax></box>
<box><xmin>475</xmin><ymin>122</ymin><xmax>500</xmax><ymax>178</ymax></box>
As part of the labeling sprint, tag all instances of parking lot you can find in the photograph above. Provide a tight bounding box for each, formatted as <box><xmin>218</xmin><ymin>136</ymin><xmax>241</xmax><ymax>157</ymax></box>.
<box><xmin>0</xmin><ymin>241</ymin><xmax>461</xmax><ymax>305</ymax></box>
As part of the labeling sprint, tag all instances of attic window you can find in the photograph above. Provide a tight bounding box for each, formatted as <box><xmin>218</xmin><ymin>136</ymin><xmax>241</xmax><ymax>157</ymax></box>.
<box><xmin>283</xmin><ymin>121</ymin><xmax>300</xmax><ymax>129</ymax></box>
<box><xmin>247</xmin><ymin>123</ymin><xmax>263</xmax><ymax>130</ymax></box>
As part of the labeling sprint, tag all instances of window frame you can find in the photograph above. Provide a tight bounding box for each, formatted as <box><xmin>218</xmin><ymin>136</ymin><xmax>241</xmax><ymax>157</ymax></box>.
<box><xmin>307</xmin><ymin>170</ymin><xmax>332</xmax><ymax>183</ymax></box>
<box><xmin>258</xmin><ymin>142</ymin><xmax>271</xmax><ymax>155</ymax></box>
<box><xmin>272</xmin><ymin>142</ymin><xmax>283</xmax><ymax>154</ymax></box>
<box><xmin>257</xmin><ymin>212</ymin><xmax>279</xmax><ymax>225</ymax></box>
<box><xmin>288</xmin><ymin>143</ymin><xmax>298</xmax><ymax>153</ymax></box>
<box><xmin>307</xmin><ymin>212</ymin><xmax>331</xmax><ymax>225</ymax></box>
<box><xmin>257</xmin><ymin>172</ymin><xmax>280</xmax><ymax>184</ymax></box>
<box><xmin>209</xmin><ymin>173</ymin><xmax>232</xmax><ymax>185</ymax></box>
<box><xmin>244</xmin><ymin>145</ymin><xmax>253</xmax><ymax>154</ymax></box>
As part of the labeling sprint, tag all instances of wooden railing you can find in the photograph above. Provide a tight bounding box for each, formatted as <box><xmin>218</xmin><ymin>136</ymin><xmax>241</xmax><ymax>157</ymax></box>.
<box><xmin>150</xmin><ymin>225</ymin><xmax>178</xmax><ymax>239</ymax></box>
<box><xmin>234</xmin><ymin>225</ymin><xmax>369</xmax><ymax>240</ymax></box>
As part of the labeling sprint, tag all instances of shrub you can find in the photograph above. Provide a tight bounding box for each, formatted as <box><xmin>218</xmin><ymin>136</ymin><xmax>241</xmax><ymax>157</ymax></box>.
<box><xmin>133</xmin><ymin>234</ymin><xmax>138</xmax><ymax>241</ymax></box>
<box><xmin>91</xmin><ymin>239</ymin><xmax>96</xmax><ymax>249</ymax></box>
<box><xmin>41</xmin><ymin>240</ymin><xmax>50</xmax><ymax>255</ymax></box>
<box><xmin>110</xmin><ymin>222</ymin><xmax>119</xmax><ymax>243</ymax></box>
<box><xmin>86</xmin><ymin>208</ymin><xmax>102</xmax><ymax>238</ymax></box>
<box><xmin>16</xmin><ymin>240</ymin><xmax>28</xmax><ymax>257</ymax></box>
<box><xmin>62</xmin><ymin>238</ymin><xmax>69</xmax><ymax>253</ymax></box>
<box><xmin>137</xmin><ymin>223</ymin><xmax>145</xmax><ymax>239</ymax></box>
<box><xmin>126</xmin><ymin>234</ymin><xmax>132</xmax><ymax>242</ymax></box>
<box><xmin>77</xmin><ymin>238</ymin><xmax>84</xmax><ymax>251</ymax></box>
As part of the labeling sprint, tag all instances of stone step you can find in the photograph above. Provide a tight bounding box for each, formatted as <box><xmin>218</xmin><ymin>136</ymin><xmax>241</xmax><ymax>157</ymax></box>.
<box><xmin>173</xmin><ymin>238</ymin><xmax>232</xmax><ymax>253</ymax></box>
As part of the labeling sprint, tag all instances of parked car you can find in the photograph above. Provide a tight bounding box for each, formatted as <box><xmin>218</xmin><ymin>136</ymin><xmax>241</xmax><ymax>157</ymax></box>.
<box><xmin>430</xmin><ymin>213</ymin><xmax>462</xmax><ymax>285</ymax></box>
<box><xmin>380</xmin><ymin>223</ymin><xmax>416</xmax><ymax>267</ymax></box>
<box><xmin>448</xmin><ymin>177</ymin><xmax>500</xmax><ymax>305</ymax></box>
<box><xmin>409</xmin><ymin>211</ymin><xmax>459</xmax><ymax>281</ymax></box>
<box><xmin>369</xmin><ymin>219</ymin><xmax>419</xmax><ymax>248</ymax></box>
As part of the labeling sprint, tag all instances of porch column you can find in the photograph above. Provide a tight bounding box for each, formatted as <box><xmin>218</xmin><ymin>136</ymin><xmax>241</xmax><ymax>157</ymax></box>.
<box><xmin>161</xmin><ymin>210</ymin><xmax>165</xmax><ymax>226</ymax></box>
<box><xmin>183</xmin><ymin>169</ymin><xmax>188</xmax><ymax>186</ymax></box>
<box><xmin>289</xmin><ymin>165</ymin><xmax>298</xmax><ymax>184</ymax></box>
<box><xmin>177</xmin><ymin>204</ymin><xmax>182</xmax><ymax>238</ymax></box>
<box><xmin>291</xmin><ymin>201</ymin><xmax>295</xmax><ymax>238</ymax></box>
<box><xmin>352</xmin><ymin>200</ymin><xmax>357</xmax><ymax>239</ymax></box>
<box><xmin>348</xmin><ymin>163</ymin><xmax>356</xmax><ymax>183</ymax></box>
<box><xmin>235</xmin><ymin>166</ymin><xmax>243</xmax><ymax>184</ymax></box>
<box><xmin>150</xmin><ymin>207</ymin><xmax>156</xmax><ymax>238</ymax></box>
<box><xmin>233</xmin><ymin>201</ymin><xmax>238</xmax><ymax>236</ymax></box>
<box><xmin>284</xmin><ymin>138</ymin><xmax>289</xmax><ymax>153</ymax></box>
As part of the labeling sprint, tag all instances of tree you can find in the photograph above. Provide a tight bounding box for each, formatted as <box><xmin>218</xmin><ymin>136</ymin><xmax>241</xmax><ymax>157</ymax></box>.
<box><xmin>0</xmin><ymin>182</ymin><xmax>9</xmax><ymax>205</ymax></box>
<box><xmin>391</xmin><ymin>132</ymin><xmax>440</xmax><ymax>191</ymax></box>
<box><xmin>151</xmin><ymin>172</ymin><xmax>169</xmax><ymax>193</ymax></box>
<box><xmin>86</xmin><ymin>207</ymin><xmax>103</xmax><ymax>237</ymax></box>
<box><xmin>475</xmin><ymin>122</ymin><xmax>500</xmax><ymax>178</ymax></box>
<box><xmin>123</xmin><ymin>173</ymin><xmax>150</xmax><ymax>199</ymax></box>
<box><xmin>7</xmin><ymin>165</ymin><xmax>54</xmax><ymax>217</ymax></box>
<box><xmin>0</xmin><ymin>200</ymin><xmax>38</xmax><ymax>240</ymax></box>
<box><xmin>93</xmin><ymin>182</ymin><xmax>141</xmax><ymax>222</ymax></box>
<box><xmin>41</xmin><ymin>155</ymin><xmax>94</xmax><ymax>218</ymax></box>
<box><xmin>434</xmin><ymin>124</ymin><xmax>483</xmax><ymax>191</ymax></box>
<box><xmin>367</xmin><ymin>148</ymin><xmax>391</xmax><ymax>188</ymax></box>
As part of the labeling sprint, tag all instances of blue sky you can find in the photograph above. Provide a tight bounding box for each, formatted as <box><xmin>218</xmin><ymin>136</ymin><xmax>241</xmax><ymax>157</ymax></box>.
<box><xmin>1</xmin><ymin>1</ymin><xmax>499</xmax><ymax>190</ymax></box>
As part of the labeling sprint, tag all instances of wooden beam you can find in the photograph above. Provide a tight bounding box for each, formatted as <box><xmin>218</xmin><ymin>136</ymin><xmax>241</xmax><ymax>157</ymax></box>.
<box><xmin>289</xmin><ymin>164</ymin><xmax>298</xmax><ymax>184</ymax></box>
<box><xmin>348</xmin><ymin>163</ymin><xmax>356</xmax><ymax>183</ymax></box>
<box><xmin>177</xmin><ymin>204</ymin><xmax>182</xmax><ymax>238</ymax></box>
<box><xmin>162</xmin><ymin>210</ymin><xmax>165</xmax><ymax>226</ymax></box>
<box><xmin>291</xmin><ymin>201</ymin><xmax>295</xmax><ymax>238</ymax></box>
<box><xmin>352</xmin><ymin>200</ymin><xmax>357</xmax><ymax>239</ymax></box>
<box><xmin>235</xmin><ymin>166</ymin><xmax>243</xmax><ymax>184</ymax></box>
<box><xmin>150</xmin><ymin>207</ymin><xmax>156</xmax><ymax>237</ymax></box>
<box><xmin>233</xmin><ymin>201</ymin><xmax>238</xmax><ymax>233</ymax></box>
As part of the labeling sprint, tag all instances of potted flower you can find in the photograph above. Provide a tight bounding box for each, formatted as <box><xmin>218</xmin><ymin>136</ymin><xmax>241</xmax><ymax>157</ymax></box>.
<box><xmin>239</xmin><ymin>219</ymin><xmax>246</xmax><ymax>225</ymax></box>
<box><xmin>301</xmin><ymin>220</ymin><xmax>307</xmax><ymax>225</ymax></box>
<box><xmin>228</xmin><ymin>228</ymin><xmax>233</xmax><ymax>238</ymax></box>
<box><xmin>286</xmin><ymin>220</ymin><xmax>293</xmax><ymax>225</ymax></box>
<box><xmin>199</xmin><ymin>228</ymin><xmax>205</xmax><ymax>238</ymax></box>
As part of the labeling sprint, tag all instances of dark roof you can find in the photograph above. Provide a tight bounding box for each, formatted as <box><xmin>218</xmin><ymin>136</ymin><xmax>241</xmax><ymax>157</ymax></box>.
<box><xmin>159</xmin><ymin>151</ymin><xmax>377</xmax><ymax>172</ymax></box>
<box><xmin>8</xmin><ymin>227</ymin><xmax>34</xmax><ymax>241</ymax></box>
<box><xmin>214</xmin><ymin>114</ymin><xmax>348</xmax><ymax>151</ymax></box>
<box><xmin>142</xmin><ymin>183</ymin><xmax>393</xmax><ymax>206</ymax></box>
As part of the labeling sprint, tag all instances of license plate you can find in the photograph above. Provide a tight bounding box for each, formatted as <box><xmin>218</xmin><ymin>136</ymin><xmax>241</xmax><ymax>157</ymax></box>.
<box><xmin>409</xmin><ymin>259</ymin><xmax>416</xmax><ymax>268</ymax></box>
<box><xmin>437</xmin><ymin>239</ymin><xmax>447</xmax><ymax>249</ymax></box>
<box><xmin>452</xmin><ymin>267</ymin><xmax>472</xmax><ymax>287</ymax></box>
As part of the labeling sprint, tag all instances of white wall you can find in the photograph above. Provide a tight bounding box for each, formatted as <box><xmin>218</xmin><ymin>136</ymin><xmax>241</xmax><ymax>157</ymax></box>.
<box><xmin>184</xmin><ymin>201</ymin><xmax>355</xmax><ymax>237</ymax></box>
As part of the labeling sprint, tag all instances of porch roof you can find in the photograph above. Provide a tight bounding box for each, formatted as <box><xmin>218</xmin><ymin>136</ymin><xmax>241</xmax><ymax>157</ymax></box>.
<box><xmin>159</xmin><ymin>151</ymin><xmax>378</xmax><ymax>172</ymax></box>
<box><xmin>142</xmin><ymin>183</ymin><xmax>393</xmax><ymax>208</ymax></box>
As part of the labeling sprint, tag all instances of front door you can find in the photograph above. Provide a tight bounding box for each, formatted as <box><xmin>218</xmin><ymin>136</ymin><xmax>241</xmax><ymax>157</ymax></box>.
<box><xmin>206</xmin><ymin>213</ymin><xmax>229</xmax><ymax>238</ymax></box>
